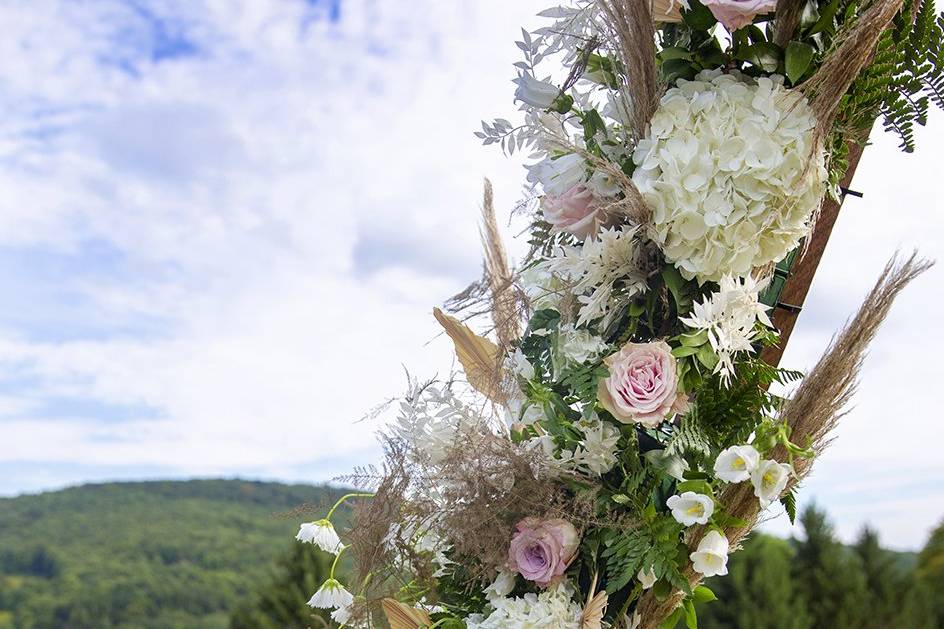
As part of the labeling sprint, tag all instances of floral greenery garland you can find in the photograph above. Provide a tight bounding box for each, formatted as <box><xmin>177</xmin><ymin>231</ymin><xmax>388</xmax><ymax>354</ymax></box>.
<box><xmin>295</xmin><ymin>1</ymin><xmax>942</xmax><ymax>628</ymax></box>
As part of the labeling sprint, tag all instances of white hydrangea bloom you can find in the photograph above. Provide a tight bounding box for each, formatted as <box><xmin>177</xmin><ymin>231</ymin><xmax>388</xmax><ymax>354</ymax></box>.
<box><xmin>713</xmin><ymin>444</ymin><xmax>761</xmax><ymax>483</ymax></box>
<box><xmin>681</xmin><ymin>274</ymin><xmax>773</xmax><ymax>382</ymax></box>
<box><xmin>466</xmin><ymin>582</ymin><xmax>583</xmax><ymax>629</ymax></box>
<box><xmin>632</xmin><ymin>69</ymin><xmax>827</xmax><ymax>283</ymax></box>
<box><xmin>544</xmin><ymin>226</ymin><xmax>650</xmax><ymax>327</ymax></box>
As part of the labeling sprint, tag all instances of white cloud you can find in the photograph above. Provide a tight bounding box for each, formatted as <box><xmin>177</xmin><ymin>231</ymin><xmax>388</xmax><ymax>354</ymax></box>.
<box><xmin>0</xmin><ymin>0</ymin><xmax>941</xmax><ymax>550</ymax></box>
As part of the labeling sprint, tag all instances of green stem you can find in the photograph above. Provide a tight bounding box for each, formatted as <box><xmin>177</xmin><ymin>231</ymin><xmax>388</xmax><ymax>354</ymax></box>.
<box><xmin>325</xmin><ymin>492</ymin><xmax>373</xmax><ymax>521</ymax></box>
<box><xmin>329</xmin><ymin>545</ymin><xmax>347</xmax><ymax>579</ymax></box>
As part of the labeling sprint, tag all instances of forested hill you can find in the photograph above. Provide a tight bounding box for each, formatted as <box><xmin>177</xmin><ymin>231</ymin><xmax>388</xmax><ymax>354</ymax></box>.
<box><xmin>0</xmin><ymin>479</ymin><xmax>341</xmax><ymax>629</ymax></box>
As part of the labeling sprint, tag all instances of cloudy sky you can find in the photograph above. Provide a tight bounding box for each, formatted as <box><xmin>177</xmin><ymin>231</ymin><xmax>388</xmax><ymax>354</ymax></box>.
<box><xmin>1</xmin><ymin>0</ymin><xmax>941</xmax><ymax>550</ymax></box>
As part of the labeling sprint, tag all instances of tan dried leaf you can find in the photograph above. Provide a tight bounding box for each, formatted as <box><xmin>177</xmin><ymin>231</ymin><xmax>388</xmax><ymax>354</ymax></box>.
<box><xmin>582</xmin><ymin>590</ymin><xmax>609</xmax><ymax>629</ymax></box>
<box><xmin>433</xmin><ymin>307</ymin><xmax>504</xmax><ymax>402</ymax></box>
<box><xmin>651</xmin><ymin>0</ymin><xmax>683</xmax><ymax>22</ymax></box>
<box><xmin>381</xmin><ymin>598</ymin><xmax>432</xmax><ymax>629</ymax></box>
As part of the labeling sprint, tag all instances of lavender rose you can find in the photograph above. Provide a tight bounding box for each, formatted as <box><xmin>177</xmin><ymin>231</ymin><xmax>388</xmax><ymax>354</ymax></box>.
<box><xmin>702</xmin><ymin>0</ymin><xmax>778</xmax><ymax>31</ymax></box>
<box><xmin>597</xmin><ymin>340</ymin><xmax>688</xmax><ymax>427</ymax></box>
<box><xmin>507</xmin><ymin>517</ymin><xmax>580</xmax><ymax>587</ymax></box>
<box><xmin>542</xmin><ymin>184</ymin><xmax>606</xmax><ymax>241</ymax></box>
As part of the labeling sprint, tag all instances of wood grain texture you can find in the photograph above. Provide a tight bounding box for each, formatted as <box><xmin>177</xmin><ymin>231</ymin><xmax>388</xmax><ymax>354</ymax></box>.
<box><xmin>760</xmin><ymin>142</ymin><xmax>867</xmax><ymax>366</ymax></box>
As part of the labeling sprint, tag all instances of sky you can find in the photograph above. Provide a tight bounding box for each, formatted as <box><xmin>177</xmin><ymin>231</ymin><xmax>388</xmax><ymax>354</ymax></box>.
<box><xmin>0</xmin><ymin>0</ymin><xmax>941</xmax><ymax>551</ymax></box>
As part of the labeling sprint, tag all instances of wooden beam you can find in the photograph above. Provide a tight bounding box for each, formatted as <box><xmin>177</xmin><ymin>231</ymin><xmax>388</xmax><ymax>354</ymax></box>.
<box><xmin>760</xmin><ymin>142</ymin><xmax>867</xmax><ymax>366</ymax></box>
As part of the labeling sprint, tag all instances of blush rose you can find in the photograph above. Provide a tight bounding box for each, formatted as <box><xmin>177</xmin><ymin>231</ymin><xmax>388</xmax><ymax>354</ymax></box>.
<box><xmin>597</xmin><ymin>340</ymin><xmax>688</xmax><ymax>427</ymax></box>
<box><xmin>702</xmin><ymin>0</ymin><xmax>778</xmax><ymax>31</ymax></box>
<box><xmin>507</xmin><ymin>517</ymin><xmax>580</xmax><ymax>587</ymax></box>
<box><xmin>542</xmin><ymin>184</ymin><xmax>607</xmax><ymax>241</ymax></box>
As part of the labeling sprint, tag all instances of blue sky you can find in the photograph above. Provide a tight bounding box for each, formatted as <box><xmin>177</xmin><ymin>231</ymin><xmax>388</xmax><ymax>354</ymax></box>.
<box><xmin>0</xmin><ymin>0</ymin><xmax>942</xmax><ymax>551</ymax></box>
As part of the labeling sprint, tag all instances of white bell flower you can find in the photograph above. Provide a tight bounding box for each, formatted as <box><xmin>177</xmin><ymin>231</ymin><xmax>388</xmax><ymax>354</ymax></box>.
<box><xmin>713</xmin><ymin>445</ymin><xmax>761</xmax><ymax>483</ymax></box>
<box><xmin>690</xmin><ymin>530</ymin><xmax>729</xmax><ymax>577</ymax></box>
<box><xmin>637</xmin><ymin>566</ymin><xmax>657</xmax><ymax>589</ymax></box>
<box><xmin>751</xmin><ymin>459</ymin><xmax>793</xmax><ymax>508</ymax></box>
<box><xmin>307</xmin><ymin>578</ymin><xmax>354</xmax><ymax>609</ymax></box>
<box><xmin>513</xmin><ymin>74</ymin><xmax>561</xmax><ymax>109</ymax></box>
<box><xmin>296</xmin><ymin>519</ymin><xmax>344</xmax><ymax>554</ymax></box>
<box><xmin>666</xmin><ymin>491</ymin><xmax>715</xmax><ymax>526</ymax></box>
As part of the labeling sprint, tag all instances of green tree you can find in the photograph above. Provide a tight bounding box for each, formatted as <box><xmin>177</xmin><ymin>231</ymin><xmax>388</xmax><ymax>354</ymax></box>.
<box><xmin>912</xmin><ymin>519</ymin><xmax>944</xmax><ymax>627</ymax></box>
<box><xmin>230</xmin><ymin>542</ymin><xmax>333</xmax><ymax>629</ymax></box>
<box><xmin>852</xmin><ymin>526</ymin><xmax>903</xmax><ymax>629</ymax></box>
<box><xmin>792</xmin><ymin>504</ymin><xmax>870</xmax><ymax>629</ymax></box>
<box><xmin>699</xmin><ymin>534</ymin><xmax>811</xmax><ymax>629</ymax></box>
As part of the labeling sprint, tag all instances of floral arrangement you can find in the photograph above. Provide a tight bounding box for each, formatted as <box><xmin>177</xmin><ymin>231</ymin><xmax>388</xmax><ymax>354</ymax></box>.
<box><xmin>295</xmin><ymin>0</ymin><xmax>941</xmax><ymax>627</ymax></box>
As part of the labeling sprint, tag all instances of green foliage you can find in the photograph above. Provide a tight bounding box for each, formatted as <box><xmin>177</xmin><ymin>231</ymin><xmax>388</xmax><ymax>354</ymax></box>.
<box><xmin>0</xmin><ymin>480</ymin><xmax>344</xmax><ymax>629</ymax></box>
<box><xmin>602</xmin><ymin>515</ymin><xmax>689</xmax><ymax>595</ymax></box>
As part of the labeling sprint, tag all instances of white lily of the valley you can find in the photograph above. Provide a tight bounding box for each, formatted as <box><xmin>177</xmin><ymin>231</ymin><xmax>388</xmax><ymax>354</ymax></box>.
<box><xmin>666</xmin><ymin>491</ymin><xmax>714</xmax><ymax>526</ymax></box>
<box><xmin>690</xmin><ymin>530</ymin><xmax>729</xmax><ymax>577</ymax></box>
<box><xmin>751</xmin><ymin>459</ymin><xmax>793</xmax><ymax>508</ymax></box>
<box><xmin>637</xmin><ymin>566</ymin><xmax>657</xmax><ymax>589</ymax></box>
<box><xmin>307</xmin><ymin>578</ymin><xmax>354</xmax><ymax>610</ymax></box>
<box><xmin>513</xmin><ymin>74</ymin><xmax>561</xmax><ymax>109</ymax></box>
<box><xmin>296</xmin><ymin>519</ymin><xmax>344</xmax><ymax>555</ymax></box>
<box><xmin>713</xmin><ymin>444</ymin><xmax>760</xmax><ymax>483</ymax></box>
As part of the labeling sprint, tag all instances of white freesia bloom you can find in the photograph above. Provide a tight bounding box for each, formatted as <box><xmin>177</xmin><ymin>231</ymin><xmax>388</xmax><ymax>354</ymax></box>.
<box><xmin>681</xmin><ymin>275</ymin><xmax>773</xmax><ymax>382</ymax></box>
<box><xmin>307</xmin><ymin>578</ymin><xmax>354</xmax><ymax>610</ymax></box>
<box><xmin>296</xmin><ymin>519</ymin><xmax>343</xmax><ymax>554</ymax></box>
<box><xmin>466</xmin><ymin>581</ymin><xmax>583</xmax><ymax>629</ymax></box>
<box><xmin>751</xmin><ymin>459</ymin><xmax>793</xmax><ymax>508</ymax></box>
<box><xmin>713</xmin><ymin>445</ymin><xmax>761</xmax><ymax>483</ymax></box>
<box><xmin>667</xmin><ymin>491</ymin><xmax>715</xmax><ymax>526</ymax></box>
<box><xmin>484</xmin><ymin>571</ymin><xmax>517</xmax><ymax>602</ymax></box>
<box><xmin>514</xmin><ymin>74</ymin><xmax>562</xmax><ymax>110</ymax></box>
<box><xmin>544</xmin><ymin>226</ymin><xmax>650</xmax><ymax>327</ymax></box>
<box><xmin>633</xmin><ymin>70</ymin><xmax>827</xmax><ymax>282</ymax></box>
<box><xmin>637</xmin><ymin>566</ymin><xmax>657</xmax><ymax>589</ymax></box>
<box><xmin>690</xmin><ymin>531</ymin><xmax>730</xmax><ymax>577</ymax></box>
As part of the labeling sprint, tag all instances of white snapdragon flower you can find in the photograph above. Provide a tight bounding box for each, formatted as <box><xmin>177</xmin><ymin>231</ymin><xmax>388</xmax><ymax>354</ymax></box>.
<box><xmin>713</xmin><ymin>445</ymin><xmax>761</xmax><ymax>483</ymax></box>
<box><xmin>526</xmin><ymin>153</ymin><xmax>586</xmax><ymax>196</ymax></box>
<box><xmin>637</xmin><ymin>566</ymin><xmax>657</xmax><ymax>589</ymax></box>
<box><xmin>514</xmin><ymin>75</ymin><xmax>562</xmax><ymax>110</ymax></box>
<box><xmin>751</xmin><ymin>459</ymin><xmax>793</xmax><ymax>508</ymax></box>
<box><xmin>690</xmin><ymin>531</ymin><xmax>729</xmax><ymax>577</ymax></box>
<box><xmin>308</xmin><ymin>578</ymin><xmax>354</xmax><ymax>609</ymax></box>
<box><xmin>632</xmin><ymin>70</ymin><xmax>827</xmax><ymax>283</ymax></box>
<box><xmin>484</xmin><ymin>571</ymin><xmax>517</xmax><ymax>602</ymax></box>
<box><xmin>558</xmin><ymin>325</ymin><xmax>608</xmax><ymax>365</ymax></box>
<box><xmin>667</xmin><ymin>491</ymin><xmax>714</xmax><ymax>526</ymax></box>
<box><xmin>296</xmin><ymin>519</ymin><xmax>344</xmax><ymax>554</ymax></box>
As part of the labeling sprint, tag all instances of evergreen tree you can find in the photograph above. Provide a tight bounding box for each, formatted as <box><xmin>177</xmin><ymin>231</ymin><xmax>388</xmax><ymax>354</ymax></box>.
<box><xmin>852</xmin><ymin>526</ymin><xmax>902</xmax><ymax>629</ymax></box>
<box><xmin>914</xmin><ymin>519</ymin><xmax>944</xmax><ymax>627</ymax></box>
<box><xmin>230</xmin><ymin>542</ymin><xmax>333</xmax><ymax>629</ymax></box>
<box><xmin>792</xmin><ymin>504</ymin><xmax>870</xmax><ymax>629</ymax></box>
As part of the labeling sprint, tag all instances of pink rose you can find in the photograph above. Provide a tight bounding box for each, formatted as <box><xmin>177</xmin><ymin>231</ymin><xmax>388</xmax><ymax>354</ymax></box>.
<box><xmin>597</xmin><ymin>340</ymin><xmax>688</xmax><ymax>427</ymax></box>
<box><xmin>702</xmin><ymin>0</ymin><xmax>778</xmax><ymax>31</ymax></box>
<box><xmin>507</xmin><ymin>517</ymin><xmax>580</xmax><ymax>587</ymax></box>
<box><xmin>542</xmin><ymin>184</ymin><xmax>606</xmax><ymax>241</ymax></box>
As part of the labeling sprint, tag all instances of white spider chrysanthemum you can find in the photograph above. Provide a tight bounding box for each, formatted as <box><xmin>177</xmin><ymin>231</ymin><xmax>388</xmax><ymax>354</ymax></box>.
<box><xmin>296</xmin><ymin>519</ymin><xmax>344</xmax><ymax>554</ymax></box>
<box><xmin>307</xmin><ymin>578</ymin><xmax>354</xmax><ymax>610</ymax></box>
<box><xmin>466</xmin><ymin>582</ymin><xmax>583</xmax><ymax>629</ymax></box>
<box><xmin>544</xmin><ymin>226</ymin><xmax>649</xmax><ymax>327</ymax></box>
<box><xmin>632</xmin><ymin>69</ymin><xmax>827</xmax><ymax>283</ymax></box>
<box><xmin>681</xmin><ymin>274</ymin><xmax>773</xmax><ymax>382</ymax></box>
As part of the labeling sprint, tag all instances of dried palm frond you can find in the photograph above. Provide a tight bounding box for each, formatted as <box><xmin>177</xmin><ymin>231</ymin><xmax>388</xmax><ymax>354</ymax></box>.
<box><xmin>651</xmin><ymin>0</ymin><xmax>683</xmax><ymax>22</ymax></box>
<box><xmin>381</xmin><ymin>599</ymin><xmax>432</xmax><ymax>629</ymax></box>
<box><xmin>433</xmin><ymin>307</ymin><xmax>505</xmax><ymax>403</ymax></box>
<box><xmin>480</xmin><ymin>178</ymin><xmax>521</xmax><ymax>352</ymax></box>
<box><xmin>598</xmin><ymin>0</ymin><xmax>661</xmax><ymax>140</ymax></box>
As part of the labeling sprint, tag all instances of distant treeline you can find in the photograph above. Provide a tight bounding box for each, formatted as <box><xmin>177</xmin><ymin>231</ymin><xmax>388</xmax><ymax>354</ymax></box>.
<box><xmin>1</xmin><ymin>480</ymin><xmax>941</xmax><ymax>628</ymax></box>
